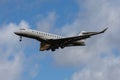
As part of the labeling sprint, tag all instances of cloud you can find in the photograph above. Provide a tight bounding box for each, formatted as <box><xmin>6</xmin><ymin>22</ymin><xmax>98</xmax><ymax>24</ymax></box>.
<box><xmin>0</xmin><ymin>21</ymin><xmax>26</xmax><ymax>80</ymax></box>
<box><xmin>51</xmin><ymin>0</ymin><xmax>120</xmax><ymax>80</ymax></box>
<box><xmin>53</xmin><ymin>0</ymin><xmax>120</xmax><ymax>66</ymax></box>
<box><xmin>71</xmin><ymin>57</ymin><xmax>120</xmax><ymax>80</ymax></box>
<box><xmin>36</xmin><ymin>12</ymin><xmax>56</xmax><ymax>32</ymax></box>
<box><xmin>0</xmin><ymin>20</ymin><xmax>41</xmax><ymax>80</ymax></box>
<box><xmin>0</xmin><ymin>50</ymin><xmax>23</xmax><ymax>80</ymax></box>
<box><xmin>0</xmin><ymin>20</ymin><xmax>29</xmax><ymax>46</ymax></box>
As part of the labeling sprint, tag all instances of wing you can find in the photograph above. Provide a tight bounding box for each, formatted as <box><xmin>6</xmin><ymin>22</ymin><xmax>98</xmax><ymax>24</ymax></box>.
<box><xmin>46</xmin><ymin>28</ymin><xmax>108</xmax><ymax>44</ymax></box>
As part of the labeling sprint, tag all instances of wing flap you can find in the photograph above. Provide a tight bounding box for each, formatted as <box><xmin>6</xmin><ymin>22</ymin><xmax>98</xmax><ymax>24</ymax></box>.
<box><xmin>46</xmin><ymin>35</ymin><xmax>90</xmax><ymax>44</ymax></box>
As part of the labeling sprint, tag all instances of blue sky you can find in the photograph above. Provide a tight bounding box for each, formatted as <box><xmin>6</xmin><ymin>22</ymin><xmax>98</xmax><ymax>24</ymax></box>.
<box><xmin>0</xmin><ymin>0</ymin><xmax>120</xmax><ymax>80</ymax></box>
<box><xmin>0</xmin><ymin>0</ymin><xmax>79</xmax><ymax>27</ymax></box>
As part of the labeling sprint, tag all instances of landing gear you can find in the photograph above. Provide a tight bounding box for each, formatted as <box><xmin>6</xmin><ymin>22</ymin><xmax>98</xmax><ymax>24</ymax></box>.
<box><xmin>51</xmin><ymin>46</ymin><xmax>56</xmax><ymax>51</ymax></box>
<box><xmin>51</xmin><ymin>48</ymin><xmax>55</xmax><ymax>51</ymax></box>
<box><xmin>19</xmin><ymin>36</ymin><xmax>22</xmax><ymax>42</ymax></box>
<box><xmin>60</xmin><ymin>44</ymin><xmax>65</xmax><ymax>49</ymax></box>
<box><xmin>60</xmin><ymin>46</ymin><xmax>64</xmax><ymax>49</ymax></box>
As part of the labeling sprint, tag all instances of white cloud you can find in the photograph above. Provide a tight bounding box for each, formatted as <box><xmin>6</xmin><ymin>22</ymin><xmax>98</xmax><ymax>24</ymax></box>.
<box><xmin>0</xmin><ymin>50</ymin><xmax>23</xmax><ymax>80</ymax></box>
<box><xmin>71</xmin><ymin>57</ymin><xmax>120</xmax><ymax>80</ymax></box>
<box><xmin>53</xmin><ymin>0</ymin><xmax>120</xmax><ymax>66</ymax></box>
<box><xmin>36</xmin><ymin>12</ymin><xmax>56</xmax><ymax>32</ymax></box>
<box><xmin>51</xmin><ymin>0</ymin><xmax>120</xmax><ymax>80</ymax></box>
<box><xmin>0</xmin><ymin>21</ymin><xmax>27</xmax><ymax>80</ymax></box>
<box><xmin>0</xmin><ymin>20</ymin><xmax>29</xmax><ymax>46</ymax></box>
<box><xmin>0</xmin><ymin>20</ymin><xmax>41</xmax><ymax>80</ymax></box>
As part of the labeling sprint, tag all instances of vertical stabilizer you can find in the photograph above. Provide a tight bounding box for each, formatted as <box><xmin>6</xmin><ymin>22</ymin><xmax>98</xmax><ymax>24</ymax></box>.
<box><xmin>78</xmin><ymin>31</ymin><xmax>86</xmax><ymax>36</ymax></box>
<box><xmin>77</xmin><ymin>31</ymin><xmax>86</xmax><ymax>42</ymax></box>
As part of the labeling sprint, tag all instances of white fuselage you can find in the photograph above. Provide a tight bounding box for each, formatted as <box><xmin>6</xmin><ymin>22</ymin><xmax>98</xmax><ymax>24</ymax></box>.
<box><xmin>15</xmin><ymin>28</ymin><xmax>63</xmax><ymax>41</ymax></box>
<box><xmin>14</xmin><ymin>28</ymin><xmax>85</xmax><ymax>51</ymax></box>
<box><xmin>15</xmin><ymin>28</ymin><xmax>84</xmax><ymax>43</ymax></box>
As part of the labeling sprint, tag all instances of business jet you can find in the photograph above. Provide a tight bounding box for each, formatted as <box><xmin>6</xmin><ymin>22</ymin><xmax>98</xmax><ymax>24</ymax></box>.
<box><xmin>14</xmin><ymin>28</ymin><xmax>108</xmax><ymax>51</ymax></box>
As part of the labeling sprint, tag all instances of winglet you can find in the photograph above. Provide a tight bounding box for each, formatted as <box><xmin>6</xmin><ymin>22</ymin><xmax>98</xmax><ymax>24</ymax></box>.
<box><xmin>100</xmin><ymin>27</ymin><xmax>108</xmax><ymax>33</ymax></box>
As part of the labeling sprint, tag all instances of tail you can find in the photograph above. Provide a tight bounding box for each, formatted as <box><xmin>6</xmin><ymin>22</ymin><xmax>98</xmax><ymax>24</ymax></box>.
<box><xmin>77</xmin><ymin>27</ymin><xmax>108</xmax><ymax>41</ymax></box>
<box><xmin>78</xmin><ymin>27</ymin><xmax>108</xmax><ymax>36</ymax></box>
<box><xmin>78</xmin><ymin>31</ymin><xmax>86</xmax><ymax>36</ymax></box>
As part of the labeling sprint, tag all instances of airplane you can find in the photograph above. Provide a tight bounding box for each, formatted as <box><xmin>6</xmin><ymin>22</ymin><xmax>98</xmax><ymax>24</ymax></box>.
<box><xmin>14</xmin><ymin>27</ymin><xmax>108</xmax><ymax>51</ymax></box>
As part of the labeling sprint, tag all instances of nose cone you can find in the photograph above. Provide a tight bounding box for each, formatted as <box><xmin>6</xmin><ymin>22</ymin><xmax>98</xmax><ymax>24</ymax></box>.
<box><xmin>14</xmin><ymin>31</ymin><xmax>17</xmax><ymax>34</ymax></box>
<box><xmin>14</xmin><ymin>31</ymin><xmax>20</xmax><ymax>35</ymax></box>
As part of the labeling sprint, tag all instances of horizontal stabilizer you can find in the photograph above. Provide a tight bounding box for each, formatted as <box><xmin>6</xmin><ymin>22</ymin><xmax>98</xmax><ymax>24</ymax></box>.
<box><xmin>100</xmin><ymin>27</ymin><xmax>108</xmax><ymax>33</ymax></box>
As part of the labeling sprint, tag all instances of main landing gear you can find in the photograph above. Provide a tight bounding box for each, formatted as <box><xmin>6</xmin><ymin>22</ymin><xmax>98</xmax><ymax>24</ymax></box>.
<box><xmin>51</xmin><ymin>48</ymin><xmax>55</xmax><ymax>51</ymax></box>
<box><xmin>19</xmin><ymin>36</ymin><xmax>22</xmax><ymax>42</ymax></box>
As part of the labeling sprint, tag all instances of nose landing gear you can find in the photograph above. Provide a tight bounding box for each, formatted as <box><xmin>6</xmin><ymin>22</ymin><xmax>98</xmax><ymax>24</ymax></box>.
<box><xmin>19</xmin><ymin>36</ymin><xmax>22</xmax><ymax>42</ymax></box>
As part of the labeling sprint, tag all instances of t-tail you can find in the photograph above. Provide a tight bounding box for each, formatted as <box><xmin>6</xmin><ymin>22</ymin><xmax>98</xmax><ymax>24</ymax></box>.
<box><xmin>77</xmin><ymin>31</ymin><xmax>86</xmax><ymax>42</ymax></box>
<box><xmin>79</xmin><ymin>27</ymin><xmax>108</xmax><ymax>36</ymax></box>
<box><xmin>77</xmin><ymin>27</ymin><xmax>108</xmax><ymax>42</ymax></box>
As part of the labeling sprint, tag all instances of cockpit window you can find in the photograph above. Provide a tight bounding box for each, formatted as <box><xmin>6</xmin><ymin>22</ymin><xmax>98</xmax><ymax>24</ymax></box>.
<box><xmin>20</xmin><ymin>28</ymin><xmax>25</xmax><ymax>30</ymax></box>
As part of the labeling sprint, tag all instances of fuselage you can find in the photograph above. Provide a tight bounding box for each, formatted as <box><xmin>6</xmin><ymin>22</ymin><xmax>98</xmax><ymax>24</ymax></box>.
<box><xmin>15</xmin><ymin>28</ymin><xmax>63</xmax><ymax>40</ymax></box>
<box><xmin>14</xmin><ymin>28</ymin><xmax>85</xmax><ymax>51</ymax></box>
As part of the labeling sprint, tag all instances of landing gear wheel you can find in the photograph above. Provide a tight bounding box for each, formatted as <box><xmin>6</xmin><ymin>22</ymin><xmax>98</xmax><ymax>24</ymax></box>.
<box><xmin>60</xmin><ymin>44</ymin><xmax>65</xmax><ymax>49</ymax></box>
<box><xmin>60</xmin><ymin>45</ymin><xmax>64</xmax><ymax>49</ymax></box>
<box><xmin>19</xmin><ymin>36</ymin><xmax>22</xmax><ymax>42</ymax></box>
<box><xmin>51</xmin><ymin>48</ymin><xmax>55</xmax><ymax>51</ymax></box>
<box><xmin>61</xmin><ymin>46</ymin><xmax>64</xmax><ymax>49</ymax></box>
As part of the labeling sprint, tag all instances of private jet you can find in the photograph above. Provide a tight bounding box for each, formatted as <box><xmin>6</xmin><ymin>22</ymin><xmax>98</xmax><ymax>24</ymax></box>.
<box><xmin>14</xmin><ymin>28</ymin><xmax>108</xmax><ymax>51</ymax></box>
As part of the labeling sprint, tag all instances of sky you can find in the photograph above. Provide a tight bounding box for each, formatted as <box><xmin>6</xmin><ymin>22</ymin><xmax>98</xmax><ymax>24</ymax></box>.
<box><xmin>0</xmin><ymin>0</ymin><xmax>120</xmax><ymax>80</ymax></box>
